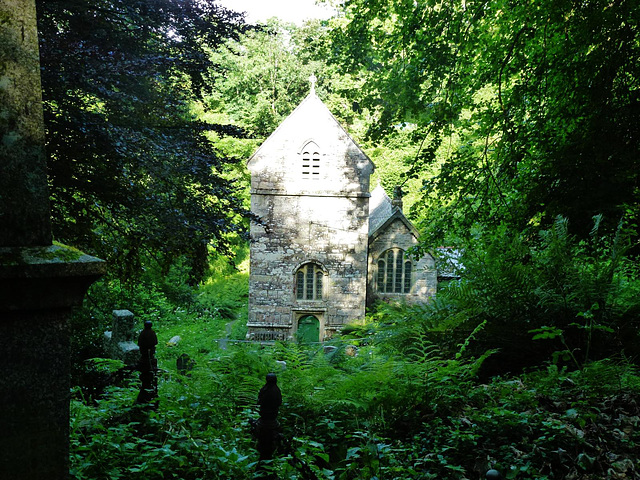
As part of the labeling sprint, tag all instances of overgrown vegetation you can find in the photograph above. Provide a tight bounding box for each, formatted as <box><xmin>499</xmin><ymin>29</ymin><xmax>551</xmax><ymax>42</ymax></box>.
<box><xmin>70</xmin><ymin>317</ymin><xmax>640</xmax><ymax>479</ymax></box>
<box><xmin>30</xmin><ymin>0</ymin><xmax>639</xmax><ymax>477</ymax></box>
<box><xmin>69</xmin><ymin>217</ymin><xmax>640</xmax><ymax>478</ymax></box>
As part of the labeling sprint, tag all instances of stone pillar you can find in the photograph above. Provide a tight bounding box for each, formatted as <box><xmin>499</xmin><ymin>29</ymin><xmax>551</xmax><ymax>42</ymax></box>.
<box><xmin>0</xmin><ymin>0</ymin><xmax>52</xmax><ymax>246</ymax></box>
<box><xmin>0</xmin><ymin>250</ymin><xmax>105</xmax><ymax>479</ymax></box>
<box><xmin>0</xmin><ymin>1</ymin><xmax>106</xmax><ymax>479</ymax></box>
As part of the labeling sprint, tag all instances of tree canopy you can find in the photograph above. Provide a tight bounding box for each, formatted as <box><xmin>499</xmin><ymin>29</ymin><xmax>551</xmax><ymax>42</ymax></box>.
<box><xmin>333</xmin><ymin>0</ymin><xmax>640</xmax><ymax>246</ymax></box>
<box><xmin>36</xmin><ymin>0</ymin><xmax>639</xmax><ymax>297</ymax></box>
<box><xmin>37</xmin><ymin>0</ymin><xmax>252</xmax><ymax>281</ymax></box>
<box><xmin>27</xmin><ymin>3</ymin><xmax>640</xmax><ymax>477</ymax></box>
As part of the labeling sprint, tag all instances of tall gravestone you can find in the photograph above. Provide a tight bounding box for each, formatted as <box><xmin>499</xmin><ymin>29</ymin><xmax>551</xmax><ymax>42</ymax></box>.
<box><xmin>0</xmin><ymin>1</ymin><xmax>106</xmax><ymax>478</ymax></box>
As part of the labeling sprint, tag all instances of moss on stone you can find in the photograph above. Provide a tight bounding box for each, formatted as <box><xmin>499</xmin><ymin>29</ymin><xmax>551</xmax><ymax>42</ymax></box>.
<box><xmin>0</xmin><ymin>243</ymin><xmax>87</xmax><ymax>266</ymax></box>
<box><xmin>50</xmin><ymin>242</ymin><xmax>85</xmax><ymax>261</ymax></box>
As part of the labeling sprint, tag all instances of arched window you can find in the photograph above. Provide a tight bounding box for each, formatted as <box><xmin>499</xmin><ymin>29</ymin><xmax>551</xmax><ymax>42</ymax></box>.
<box><xmin>296</xmin><ymin>263</ymin><xmax>324</xmax><ymax>300</ymax></box>
<box><xmin>376</xmin><ymin>249</ymin><xmax>413</xmax><ymax>294</ymax></box>
<box><xmin>301</xmin><ymin>141</ymin><xmax>320</xmax><ymax>180</ymax></box>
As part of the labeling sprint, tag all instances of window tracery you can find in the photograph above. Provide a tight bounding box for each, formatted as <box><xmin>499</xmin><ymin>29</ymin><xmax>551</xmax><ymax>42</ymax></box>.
<box><xmin>376</xmin><ymin>249</ymin><xmax>413</xmax><ymax>294</ymax></box>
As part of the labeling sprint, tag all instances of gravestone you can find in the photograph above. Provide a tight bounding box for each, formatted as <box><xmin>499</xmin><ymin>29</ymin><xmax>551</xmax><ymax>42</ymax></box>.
<box><xmin>136</xmin><ymin>321</ymin><xmax>159</xmax><ymax>405</ymax></box>
<box><xmin>323</xmin><ymin>345</ymin><xmax>338</xmax><ymax>355</ymax></box>
<box><xmin>104</xmin><ymin>309</ymin><xmax>139</xmax><ymax>365</ymax></box>
<box><xmin>0</xmin><ymin>1</ymin><xmax>105</xmax><ymax>478</ymax></box>
<box><xmin>256</xmin><ymin>373</ymin><xmax>282</xmax><ymax>464</ymax></box>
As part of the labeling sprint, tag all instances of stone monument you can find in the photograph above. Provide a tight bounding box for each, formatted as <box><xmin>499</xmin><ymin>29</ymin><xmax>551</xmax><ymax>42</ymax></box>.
<box><xmin>0</xmin><ymin>1</ymin><xmax>105</xmax><ymax>478</ymax></box>
<box><xmin>136</xmin><ymin>320</ymin><xmax>159</xmax><ymax>405</ymax></box>
<box><xmin>104</xmin><ymin>309</ymin><xmax>140</xmax><ymax>365</ymax></box>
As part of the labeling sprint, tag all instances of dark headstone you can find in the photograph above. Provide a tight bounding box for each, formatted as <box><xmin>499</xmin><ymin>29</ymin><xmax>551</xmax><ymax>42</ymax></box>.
<box><xmin>136</xmin><ymin>321</ymin><xmax>158</xmax><ymax>405</ymax></box>
<box><xmin>256</xmin><ymin>373</ymin><xmax>282</xmax><ymax>462</ymax></box>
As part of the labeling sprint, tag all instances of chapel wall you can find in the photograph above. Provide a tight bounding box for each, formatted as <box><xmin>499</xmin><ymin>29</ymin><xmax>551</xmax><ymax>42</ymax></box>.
<box><xmin>247</xmin><ymin>93</ymin><xmax>374</xmax><ymax>341</ymax></box>
<box><xmin>248</xmin><ymin>193</ymin><xmax>369</xmax><ymax>339</ymax></box>
<box><xmin>367</xmin><ymin>219</ymin><xmax>437</xmax><ymax>305</ymax></box>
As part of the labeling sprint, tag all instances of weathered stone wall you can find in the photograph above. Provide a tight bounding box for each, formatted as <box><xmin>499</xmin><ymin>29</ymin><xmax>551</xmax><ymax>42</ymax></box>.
<box><xmin>367</xmin><ymin>218</ymin><xmax>437</xmax><ymax>305</ymax></box>
<box><xmin>248</xmin><ymin>93</ymin><xmax>373</xmax><ymax>340</ymax></box>
<box><xmin>249</xmin><ymin>193</ymin><xmax>369</xmax><ymax>339</ymax></box>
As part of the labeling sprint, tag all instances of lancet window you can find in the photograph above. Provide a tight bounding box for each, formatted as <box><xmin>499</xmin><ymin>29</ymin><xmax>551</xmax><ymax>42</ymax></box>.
<box><xmin>301</xmin><ymin>141</ymin><xmax>320</xmax><ymax>180</ymax></box>
<box><xmin>295</xmin><ymin>263</ymin><xmax>324</xmax><ymax>300</ymax></box>
<box><xmin>376</xmin><ymin>249</ymin><xmax>413</xmax><ymax>294</ymax></box>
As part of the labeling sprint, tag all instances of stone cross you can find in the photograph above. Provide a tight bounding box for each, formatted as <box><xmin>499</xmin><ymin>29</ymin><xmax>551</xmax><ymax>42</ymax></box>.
<box><xmin>0</xmin><ymin>1</ymin><xmax>105</xmax><ymax>478</ymax></box>
<box><xmin>309</xmin><ymin>73</ymin><xmax>317</xmax><ymax>94</ymax></box>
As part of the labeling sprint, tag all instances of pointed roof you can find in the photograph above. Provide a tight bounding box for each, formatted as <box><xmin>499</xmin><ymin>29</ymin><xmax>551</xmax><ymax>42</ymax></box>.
<box><xmin>368</xmin><ymin>185</ymin><xmax>419</xmax><ymax>240</ymax></box>
<box><xmin>368</xmin><ymin>185</ymin><xmax>394</xmax><ymax>234</ymax></box>
<box><xmin>247</xmin><ymin>91</ymin><xmax>373</xmax><ymax>171</ymax></box>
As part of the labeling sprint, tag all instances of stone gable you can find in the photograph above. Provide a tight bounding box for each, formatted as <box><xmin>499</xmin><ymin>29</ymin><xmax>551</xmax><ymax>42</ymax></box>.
<box><xmin>368</xmin><ymin>216</ymin><xmax>437</xmax><ymax>305</ymax></box>
<box><xmin>248</xmin><ymin>93</ymin><xmax>374</xmax><ymax>196</ymax></box>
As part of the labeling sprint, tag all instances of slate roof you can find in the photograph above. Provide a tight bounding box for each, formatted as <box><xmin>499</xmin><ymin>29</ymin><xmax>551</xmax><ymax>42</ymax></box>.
<box><xmin>368</xmin><ymin>185</ymin><xmax>394</xmax><ymax>235</ymax></box>
<box><xmin>368</xmin><ymin>184</ymin><xmax>420</xmax><ymax>241</ymax></box>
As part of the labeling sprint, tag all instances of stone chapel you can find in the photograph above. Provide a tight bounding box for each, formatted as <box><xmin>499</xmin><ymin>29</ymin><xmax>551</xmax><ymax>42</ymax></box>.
<box><xmin>247</xmin><ymin>86</ymin><xmax>437</xmax><ymax>343</ymax></box>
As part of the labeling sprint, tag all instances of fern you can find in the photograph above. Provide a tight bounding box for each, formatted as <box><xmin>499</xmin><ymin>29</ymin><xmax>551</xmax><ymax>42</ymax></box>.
<box><xmin>234</xmin><ymin>376</ymin><xmax>263</xmax><ymax>409</ymax></box>
<box><xmin>405</xmin><ymin>333</ymin><xmax>442</xmax><ymax>365</ymax></box>
<box><xmin>273</xmin><ymin>341</ymin><xmax>312</xmax><ymax>371</ymax></box>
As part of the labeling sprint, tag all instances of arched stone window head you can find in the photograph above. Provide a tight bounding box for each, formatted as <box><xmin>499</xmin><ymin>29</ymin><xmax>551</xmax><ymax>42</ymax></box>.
<box><xmin>300</xmin><ymin>141</ymin><xmax>320</xmax><ymax>180</ymax></box>
<box><xmin>376</xmin><ymin>248</ymin><xmax>413</xmax><ymax>294</ymax></box>
<box><xmin>295</xmin><ymin>262</ymin><xmax>324</xmax><ymax>300</ymax></box>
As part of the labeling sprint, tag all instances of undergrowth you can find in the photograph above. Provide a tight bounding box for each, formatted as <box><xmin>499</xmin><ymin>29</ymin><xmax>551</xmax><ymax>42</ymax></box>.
<box><xmin>70</xmin><ymin>334</ymin><xmax>640</xmax><ymax>479</ymax></box>
<box><xmin>69</xmin><ymin>219</ymin><xmax>640</xmax><ymax>478</ymax></box>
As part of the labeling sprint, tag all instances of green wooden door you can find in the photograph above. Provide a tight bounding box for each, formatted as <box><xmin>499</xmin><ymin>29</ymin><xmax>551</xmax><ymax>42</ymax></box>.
<box><xmin>297</xmin><ymin>315</ymin><xmax>320</xmax><ymax>343</ymax></box>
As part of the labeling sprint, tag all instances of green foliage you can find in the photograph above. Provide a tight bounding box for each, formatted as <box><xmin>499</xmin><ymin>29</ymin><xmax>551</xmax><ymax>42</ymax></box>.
<box><xmin>70</xmin><ymin>328</ymin><xmax>640</xmax><ymax>479</ymax></box>
<box><xmin>208</xmin><ymin>19</ymin><xmax>320</xmax><ymax>137</ymax></box>
<box><xmin>38</xmin><ymin>0</ymin><xmax>252</xmax><ymax>283</ymax></box>
<box><xmin>197</xmin><ymin>271</ymin><xmax>249</xmax><ymax>319</ymax></box>
<box><xmin>367</xmin><ymin>127</ymin><xmax>427</xmax><ymax>213</ymax></box>
<box><xmin>66</xmin><ymin>236</ymin><xmax>640</xmax><ymax>478</ymax></box>
<box><xmin>70</xmin><ymin>384</ymin><xmax>257</xmax><ymax>479</ymax></box>
<box><xmin>425</xmin><ymin>216</ymin><xmax>640</xmax><ymax>371</ymax></box>
<box><xmin>69</xmin><ymin>247</ymin><xmax>252</xmax><ymax>381</ymax></box>
<box><xmin>335</xmin><ymin>0</ymin><xmax>640</xmax><ymax>247</ymax></box>
<box><xmin>46</xmin><ymin>1</ymin><xmax>640</xmax><ymax>477</ymax></box>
